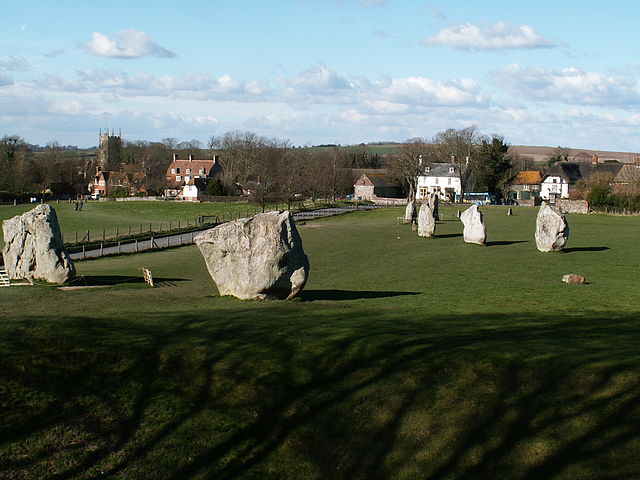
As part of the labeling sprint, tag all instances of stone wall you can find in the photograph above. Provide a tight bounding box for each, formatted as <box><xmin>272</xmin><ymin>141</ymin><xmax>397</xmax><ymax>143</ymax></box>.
<box><xmin>555</xmin><ymin>199</ymin><xmax>589</xmax><ymax>214</ymax></box>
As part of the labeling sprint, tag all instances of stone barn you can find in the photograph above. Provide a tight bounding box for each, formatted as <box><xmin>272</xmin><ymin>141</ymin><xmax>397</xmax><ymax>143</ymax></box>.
<box><xmin>353</xmin><ymin>173</ymin><xmax>403</xmax><ymax>201</ymax></box>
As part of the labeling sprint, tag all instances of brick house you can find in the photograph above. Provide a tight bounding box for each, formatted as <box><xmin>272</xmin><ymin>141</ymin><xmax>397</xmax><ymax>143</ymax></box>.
<box><xmin>353</xmin><ymin>173</ymin><xmax>403</xmax><ymax>200</ymax></box>
<box><xmin>164</xmin><ymin>153</ymin><xmax>223</xmax><ymax>199</ymax></box>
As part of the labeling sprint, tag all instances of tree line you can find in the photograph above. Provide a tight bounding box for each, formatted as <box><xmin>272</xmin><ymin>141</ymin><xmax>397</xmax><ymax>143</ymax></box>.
<box><xmin>0</xmin><ymin>132</ymin><xmax>382</xmax><ymax>204</ymax></box>
<box><xmin>387</xmin><ymin>126</ymin><xmax>525</xmax><ymax>202</ymax></box>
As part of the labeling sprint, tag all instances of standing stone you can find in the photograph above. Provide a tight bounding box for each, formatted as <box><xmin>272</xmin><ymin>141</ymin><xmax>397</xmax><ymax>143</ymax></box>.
<box><xmin>417</xmin><ymin>201</ymin><xmax>436</xmax><ymax>237</ymax></box>
<box><xmin>194</xmin><ymin>210</ymin><xmax>309</xmax><ymax>300</ymax></box>
<box><xmin>2</xmin><ymin>204</ymin><xmax>75</xmax><ymax>283</ymax></box>
<box><xmin>404</xmin><ymin>200</ymin><xmax>416</xmax><ymax>224</ymax></box>
<box><xmin>535</xmin><ymin>202</ymin><xmax>569</xmax><ymax>252</ymax></box>
<box><xmin>427</xmin><ymin>192</ymin><xmax>440</xmax><ymax>221</ymax></box>
<box><xmin>460</xmin><ymin>205</ymin><xmax>486</xmax><ymax>245</ymax></box>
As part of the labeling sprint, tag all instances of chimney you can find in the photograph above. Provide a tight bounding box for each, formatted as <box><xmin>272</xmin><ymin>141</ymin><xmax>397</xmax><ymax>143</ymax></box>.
<box><xmin>591</xmin><ymin>154</ymin><xmax>598</xmax><ymax>164</ymax></box>
<box><xmin>188</xmin><ymin>154</ymin><xmax>194</xmax><ymax>162</ymax></box>
<box><xmin>562</xmin><ymin>154</ymin><xmax>568</xmax><ymax>162</ymax></box>
<box><xmin>451</xmin><ymin>155</ymin><xmax>457</xmax><ymax>163</ymax></box>
<box><xmin>213</xmin><ymin>154</ymin><xmax>219</xmax><ymax>164</ymax></box>
<box><xmin>172</xmin><ymin>153</ymin><xmax>178</xmax><ymax>161</ymax></box>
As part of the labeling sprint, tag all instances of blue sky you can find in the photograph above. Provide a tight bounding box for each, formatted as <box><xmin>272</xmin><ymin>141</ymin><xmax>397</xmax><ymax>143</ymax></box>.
<box><xmin>1</xmin><ymin>0</ymin><xmax>639</xmax><ymax>151</ymax></box>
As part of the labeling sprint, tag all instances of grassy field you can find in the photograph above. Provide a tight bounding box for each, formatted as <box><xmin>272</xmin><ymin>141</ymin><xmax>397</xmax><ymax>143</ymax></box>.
<box><xmin>1</xmin><ymin>206</ymin><xmax>640</xmax><ymax>479</ymax></box>
<box><xmin>0</xmin><ymin>201</ymin><xmax>298</xmax><ymax>248</ymax></box>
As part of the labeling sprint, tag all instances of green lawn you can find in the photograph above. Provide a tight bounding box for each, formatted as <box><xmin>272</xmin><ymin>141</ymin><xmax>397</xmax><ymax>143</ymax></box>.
<box><xmin>0</xmin><ymin>201</ymin><xmax>294</xmax><ymax>247</ymax></box>
<box><xmin>1</xmin><ymin>206</ymin><xmax>639</xmax><ymax>479</ymax></box>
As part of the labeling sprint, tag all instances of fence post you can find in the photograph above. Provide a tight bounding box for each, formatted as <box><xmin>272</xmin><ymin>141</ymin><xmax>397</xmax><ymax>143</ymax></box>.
<box><xmin>75</xmin><ymin>231</ymin><xmax>78</xmax><ymax>243</ymax></box>
<box><xmin>160</xmin><ymin>221</ymin><xmax>163</xmax><ymax>231</ymax></box>
<box><xmin>117</xmin><ymin>241</ymin><xmax>121</xmax><ymax>254</ymax></box>
<box><xmin>82</xmin><ymin>245</ymin><xmax>86</xmax><ymax>259</ymax></box>
<box><xmin>100</xmin><ymin>243</ymin><xmax>103</xmax><ymax>256</ymax></box>
<box><xmin>149</xmin><ymin>222</ymin><xmax>152</xmax><ymax>233</ymax></box>
<box><xmin>140</xmin><ymin>224</ymin><xmax>143</xmax><ymax>234</ymax></box>
<box><xmin>102</xmin><ymin>229</ymin><xmax>105</xmax><ymax>242</ymax></box>
<box><xmin>129</xmin><ymin>225</ymin><xmax>132</xmax><ymax>236</ymax></box>
<box><xmin>135</xmin><ymin>240</ymin><xmax>138</xmax><ymax>252</ymax></box>
<box><xmin>87</xmin><ymin>230</ymin><xmax>90</xmax><ymax>242</ymax></box>
<box><xmin>151</xmin><ymin>237</ymin><xmax>154</xmax><ymax>249</ymax></box>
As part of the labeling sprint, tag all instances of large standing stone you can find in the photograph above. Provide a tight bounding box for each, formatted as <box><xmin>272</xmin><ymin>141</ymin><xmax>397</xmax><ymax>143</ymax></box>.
<box><xmin>2</xmin><ymin>204</ymin><xmax>75</xmax><ymax>283</ymax></box>
<box><xmin>535</xmin><ymin>202</ymin><xmax>569</xmax><ymax>252</ymax></box>
<box><xmin>460</xmin><ymin>204</ymin><xmax>486</xmax><ymax>245</ymax></box>
<box><xmin>404</xmin><ymin>200</ymin><xmax>416</xmax><ymax>224</ymax></box>
<box><xmin>194</xmin><ymin>210</ymin><xmax>309</xmax><ymax>300</ymax></box>
<box><xmin>417</xmin><ymin>201</ymin><xmax>436</xmax><ymax>237</ymax></box>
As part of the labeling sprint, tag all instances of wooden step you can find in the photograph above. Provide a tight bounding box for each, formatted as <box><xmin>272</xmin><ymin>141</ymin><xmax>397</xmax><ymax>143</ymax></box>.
<box><xmin>0</xmin><ymin>268</ymin><xmax>10</xmax><ymax>287</ymax></box>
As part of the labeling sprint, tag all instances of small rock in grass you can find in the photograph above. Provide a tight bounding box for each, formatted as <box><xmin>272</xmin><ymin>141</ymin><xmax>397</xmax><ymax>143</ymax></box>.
<box><xmin>562</xmin><ymin>274</ymin><xmax>586</xmax><ymax>284</ymax></box>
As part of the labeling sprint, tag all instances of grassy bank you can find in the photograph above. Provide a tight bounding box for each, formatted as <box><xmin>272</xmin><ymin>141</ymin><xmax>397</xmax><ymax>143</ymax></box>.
<box><xmin>1</xmin><ymin>207</ymin><xmax>639</xmax><ymax>479</ymax></box>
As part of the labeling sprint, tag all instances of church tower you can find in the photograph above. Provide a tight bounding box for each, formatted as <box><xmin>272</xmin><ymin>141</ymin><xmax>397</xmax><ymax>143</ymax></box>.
<box><xmin>97</xmin><ymin>128</ymin><xmax>122</xmax><ymax>169</ymax></box>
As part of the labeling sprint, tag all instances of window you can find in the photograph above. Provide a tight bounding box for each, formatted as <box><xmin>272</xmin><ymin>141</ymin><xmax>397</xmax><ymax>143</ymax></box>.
<box><xmin>185</xmin><ymin>176</ymin><xmax>191</xmax><ymax>182</ymax></box>
<box><xmin>449</xmin><ymin>167</ymin><xmax>454</xmax><ymax>173</ymax></box>
<box><xmin>186</xmin><ymin>168</ymin><xmax>191</xmax><ymax>174</ymax></box>
<box><xmin>199</xmin><ymin>169</ymin><xmax>205</xmax><ymax>175</ymax></box>
<box><xmin>176</xmin><ymin>175</ymin><xmax>182</xmax><ymax>181</ymax></box>
<box><xmin>425</xmin><ymin>166</ymin><xmax>430</xmax><ymax>172</ymax></box>
<box><xmin>171</xmin><ymin>168</ymin><xmax>176</xmax><ymax>174</ymax></box>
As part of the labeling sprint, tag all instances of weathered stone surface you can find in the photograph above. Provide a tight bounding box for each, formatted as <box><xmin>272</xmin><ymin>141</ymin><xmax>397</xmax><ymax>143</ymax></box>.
<box><xmin>404</xmin><ymin>200</ymin><xmax>416</xmax><ymax>223</ymax></box>
<box><xmin>194</xmin><ymin>210</ymin><xmax>309</xmax><ymax>300</ymax></box>
<box><xmin>535</xmin><ymin>202</ymin><xmax>569</xmax><ymax>252</ymax></box>
<box><xmin>562</xmin><ymin>274</ymin><xmax>586</xmax><ymax>284</ymax></box>
<box><xmin>2</xmin><ymin>204</ymin><xmax>75</xmax><ymax>283</ymax></box>
<box><xmin>417</xmin><ymin>201</ymin><xmax>436</xmax><ymax>237</ymax></box>
<box><xmin>460</xmin><ymin>205</ymin><xmax>486</xmax><ymax>245</ymax></box>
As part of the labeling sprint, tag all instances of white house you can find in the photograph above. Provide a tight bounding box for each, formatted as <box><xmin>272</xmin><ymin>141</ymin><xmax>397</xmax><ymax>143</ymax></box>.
<box><xmin>416</xmin><ymin>162</ymin><xmax>462</xmax><ymax>202</ymax></box>
<box><xmin>540</xmin><ymin>159</ymin><xmax>623</xmax><ymax>202</ymax></box>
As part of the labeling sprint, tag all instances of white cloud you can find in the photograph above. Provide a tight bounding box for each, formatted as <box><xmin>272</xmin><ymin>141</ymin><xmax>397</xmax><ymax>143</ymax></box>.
<box><xmin>493</xmin><ymin>63</ymin><xmax>640</xmax><ymax>108</ymax></box>
<box><xmin>287</xmin><ymin>64</ymin><xmax>352</xmax><ymax>96</ymax></box>
<box><xmin>422</xmin><ymin>22</ymin><xmax>555</xmax><ymax>51</ymax></box>
<box><xmin>0</xmin><ymin>73</ymin><xmax>13</xmax><ymax>86</ymax></box>
<box><xmin>80</xmin><ymin>30</ymin><xmax>176</xmax><ymax>59</ymax></box>
<box><xmin>379</xmin><ymin>76</ymin><xmax>487</xmax><ymax>106</ymax></box>
<box><xmin>0</xmin><ymin>55</ymin><xmax>30</xmax><ymax>71</ymax></box>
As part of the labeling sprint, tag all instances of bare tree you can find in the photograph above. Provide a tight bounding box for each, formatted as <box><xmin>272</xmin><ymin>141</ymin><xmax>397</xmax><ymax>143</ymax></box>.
<box><xmin>387</xmin><ymin>137</ymin><xmax>431</xmax><ymax>202</ymax></box>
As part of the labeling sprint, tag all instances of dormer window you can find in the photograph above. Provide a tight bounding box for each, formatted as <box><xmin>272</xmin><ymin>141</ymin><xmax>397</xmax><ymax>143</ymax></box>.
<box><xmin>425</xmin><ymin>166</ymin><xmax>430</xmax><ymax>173</ymax></box>
<box><xmin>176</xmin><ymin>175</ymin><xmax>182</xmax><ymax>181</ymax></box>
<box><xmin>199</xmin><ymin>169</ymin><xmax>205</xmax><ymax>175</ymax></box>
<box><xmin>171</xmin><ymin>168</ymin><xmax>177</xmax><ymax>174</ymax></box>
<box><xmin>449</xmin><ymin>167</ymin><xmax>454</xmax><ymax>173</ymax></box>
<box><xmin>186</xmin><ymin>168</ymin><xmax>191</xmax><ymax>174</ymax></box>
<box><xmin>185</xmin><ymin>176</ymin><xmax>191</xmax><ymax>182</ymax></box>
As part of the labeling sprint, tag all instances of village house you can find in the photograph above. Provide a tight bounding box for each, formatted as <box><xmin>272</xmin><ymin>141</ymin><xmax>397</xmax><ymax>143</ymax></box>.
<box><xmin>164</xmin><ymin>153</ymin><xmax>223</xmax><ymax>200</ymax></box>
<box><xmin>353</xmin><ymin>172</ymin><xmax>403</xmax><ymax>201</ymax></box>
<box><xmin>90</xmin><ymin>169</ymin><xmax>146</xmax><ymax>198</ymax></box>
<box><xmin>540</xmin><ymin>155</ymin><xmax>623</xmax><ymax>202</ymax></box>
<box><xmin>416</xmin><ymin>162</ymin><xmax>462</xmax><ymax>202</ymax></box>
<box><xmin>508</xmin><ymin>170</ymin><xmax>542</xmax><ymax>206</ymax></box>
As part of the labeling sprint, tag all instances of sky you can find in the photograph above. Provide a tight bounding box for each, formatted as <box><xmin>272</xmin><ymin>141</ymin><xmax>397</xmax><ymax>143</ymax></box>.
<box><xmin>0</xmin><ymin>0</ymin><xmax>639</xmax><ymax>152</ymax></box>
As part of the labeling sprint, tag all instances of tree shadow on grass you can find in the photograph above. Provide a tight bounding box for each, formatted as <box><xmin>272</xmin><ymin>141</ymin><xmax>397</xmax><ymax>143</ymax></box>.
<box><xmin>564</xmin><ymin>246</ymin><xmax>610</xmax><ymax>253</ymax></box>
<box><xmin>486</xmin><ymin>240</ymin><xmax>528</xmax><ymax>247</ymax></box>
<box><xmin>435</xmin><ymin>233</ymin><xmax>463</xmax><ymax>239</ymax></box>
<box><xmin>301</xmin><ymin>290</ymin><xmax>421</xmax><ymax>301</ymax></box>
<box><xmin>3</xmin><ymin>309</ymin><xmax>640</xmax><ymax>479</ymax></box>
<box><xmin>79</xmin><ymin>275</ymin><xmax>187</xmax><ymax>286</ymax></box>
